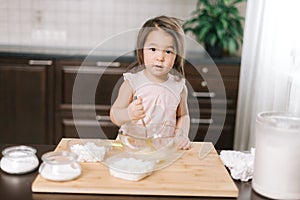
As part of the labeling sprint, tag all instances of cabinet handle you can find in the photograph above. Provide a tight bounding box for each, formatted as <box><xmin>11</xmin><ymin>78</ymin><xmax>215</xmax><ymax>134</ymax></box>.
<box><xmin>96</xmin><ymin>61</ymin><xmax>121</xmax><ymax>67</ymax></box>
<box><xmin>192</xmin><ymin>92</ymin><xmax>215</xmax><ymax>98</ymax></box>
<box><xmin>201</xmin><ymin>81</ymin><xmax>207</xmax><ymax>87</ymax></box>
<box><xmin>202</xmin><ymin>67</ymin><xmax>208</xmax><ymax>73</ymax></box>
<box><xmin>28</xmin><ymin>60</ymin><xmax>53</xmax><ymax>66</ymax></box>
<box><xmin>191</xmin><ymin>118</ymin><xmax>213</xmax><ymax>124</ymax></box>
<box><xmin>95</xmin><ymin>115</ymin><xmax>111</xmax><ymax>121</ymax></box>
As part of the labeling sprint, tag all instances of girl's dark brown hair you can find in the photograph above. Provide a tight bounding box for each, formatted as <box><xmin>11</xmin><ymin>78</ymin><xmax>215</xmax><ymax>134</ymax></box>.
<box><xmin>135</xmin><ymin>15</ymin><xmax>185</xmax><ymax>76</ymax></box>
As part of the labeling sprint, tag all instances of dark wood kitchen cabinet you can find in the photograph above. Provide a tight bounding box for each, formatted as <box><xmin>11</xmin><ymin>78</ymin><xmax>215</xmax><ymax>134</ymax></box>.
<box><xmin>184</xmin><ymin>59</ymin><xmax>240</xmax><ymax>150</ymax></box>
<box><xmin>54</xmin><ymin>57</ymin><xmax>132</xmax><ymax>143</ymax></box>
<box><xmin>0</xmin><ymin>53</ymin><xmax>240</xmax><ymax>149</ymax></box>
<box><xmin>0</xmin><ymin>56</ymin><xmax>54</xmax><ymax>144</ymax></box>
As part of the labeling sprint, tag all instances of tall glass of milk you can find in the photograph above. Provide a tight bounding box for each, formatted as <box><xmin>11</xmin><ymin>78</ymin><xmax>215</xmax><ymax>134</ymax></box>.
<box><xmin>253</xmin><ymin>112</ymin><xmax>300</xmax><ymax>199</ymax></box>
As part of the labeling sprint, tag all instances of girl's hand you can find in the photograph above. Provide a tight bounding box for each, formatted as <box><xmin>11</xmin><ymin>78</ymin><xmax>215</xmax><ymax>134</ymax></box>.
<box><xmin>179</xmin><ymin>140</ymin><xmax>191</xmax><ymax>150</ymax></box>
<box><xmin>127</xmin><ymin>96</ymin><xmax>146</xmax><ymax>123</ymax></box>
<box><xmin>176</xmin><ymin>132</ymin><xmax>191</xmax><ymax>150</ymax></box>
<box><xmin>178</xmin><ymin>138</ymin><xmax>191</xmax><ymax>150</ymax></box>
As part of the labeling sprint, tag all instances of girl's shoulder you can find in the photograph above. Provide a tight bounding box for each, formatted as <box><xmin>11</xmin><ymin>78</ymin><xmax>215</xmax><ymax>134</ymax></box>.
<box><xmin>165</xmin><ymin>73</ymin><xmax>186</xmax><ymax>97</ymax></box>
<box><xmin>168</xmin><ymin>68</ymin><xmax>185</xmax><ymax>82</ymax></box>
<box><xmin>123</xmin><ymin>70</ymin><xmax>143</xmax><ymax>80</ymax></box>
<box><xmin>168</xmin><ymin>73</ymin><xmax>185</xmax><ymax>84</ymax></box>
<box><xmin>123</xmin><ymin>70</ymin><xmax>145</xmax><ymax>90</ymax></box>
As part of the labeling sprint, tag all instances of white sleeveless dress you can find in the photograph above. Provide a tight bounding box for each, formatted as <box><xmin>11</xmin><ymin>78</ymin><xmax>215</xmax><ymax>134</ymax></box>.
<box><xmin>123</xmin><ymin>70</ymin><xmax>185</xmax><ymax>132</ymax></box>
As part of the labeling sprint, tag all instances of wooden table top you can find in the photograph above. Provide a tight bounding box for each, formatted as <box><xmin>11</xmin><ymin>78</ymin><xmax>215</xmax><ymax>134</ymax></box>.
<box><xmin>0</xmin><ymin>143</ymin><xmax>267</xmax><ymax>200</ymax></box>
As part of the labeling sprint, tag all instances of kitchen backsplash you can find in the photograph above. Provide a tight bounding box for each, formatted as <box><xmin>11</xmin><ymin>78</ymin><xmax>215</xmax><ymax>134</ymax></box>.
<box><xmin>0</xmin><ymin>0</ymin><xmax>197</xmax><ymax>54</ymax></box>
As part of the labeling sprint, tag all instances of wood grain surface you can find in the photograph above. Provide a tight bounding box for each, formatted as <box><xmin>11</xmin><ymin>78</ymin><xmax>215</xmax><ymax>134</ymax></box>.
<box><xmin>32</xmin><ymin>138</ymin><xmax>238</xmax><ymax>197</ymax></box>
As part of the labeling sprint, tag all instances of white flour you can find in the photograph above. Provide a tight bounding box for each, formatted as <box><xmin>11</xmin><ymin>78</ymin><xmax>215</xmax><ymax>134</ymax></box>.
<box><xmin>0</xmin><ymin>151</ymin><xmax>39</xmax><ymax>174</ymax></box>
<box><xmin>39</xmin><ymin>163</ymin><xmax>81</xmax><ymax>181</ymax></box>
<box><xmin>70</xmin><ymin>142</ymin><xmax>106</xmax><ymax>162</ymax></box>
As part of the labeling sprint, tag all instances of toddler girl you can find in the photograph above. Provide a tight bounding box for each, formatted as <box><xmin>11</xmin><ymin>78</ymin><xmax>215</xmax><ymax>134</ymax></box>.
<box><xmin>110</xmin><ymin>15</ymin><xmax>190</xmax><ymax>150</ymax></box>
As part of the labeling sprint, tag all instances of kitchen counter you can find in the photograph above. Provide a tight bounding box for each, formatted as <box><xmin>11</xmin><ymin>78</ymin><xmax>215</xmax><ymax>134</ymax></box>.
<box><xmin>0</xmin><ymin>45</ymin><xmax>241</xmax><ymax>65</ymax></box>
<box><xmin>0</xmin><ymin>144</ymin><xmax>266</xmax><ymax>200</ymax></box>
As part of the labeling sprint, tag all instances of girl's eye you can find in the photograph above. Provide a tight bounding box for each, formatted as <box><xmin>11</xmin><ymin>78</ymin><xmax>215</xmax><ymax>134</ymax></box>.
<box><xmin>165</xmin><ymin>50</ymin><xmax>173</xmax><ymax>54</ymax></box>
<box><xmin>149</xmin><ymin>48</ymin><xmax>156</xmax><ymax>52</ymax></box>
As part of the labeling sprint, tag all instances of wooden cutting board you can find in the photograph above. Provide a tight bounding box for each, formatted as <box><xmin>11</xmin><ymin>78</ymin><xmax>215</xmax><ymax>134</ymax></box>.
<box><xmin>32</xmin><ymin>138</ymin><xmax>238</xmax><ymax>197</ymax></box>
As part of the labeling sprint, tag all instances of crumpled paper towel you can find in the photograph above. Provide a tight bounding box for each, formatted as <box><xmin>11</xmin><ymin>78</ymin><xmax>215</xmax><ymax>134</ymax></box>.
<box><xmin>220</xmin><ymin>148</ymin><xmax>255</xmax><ymax>182</ymax></box>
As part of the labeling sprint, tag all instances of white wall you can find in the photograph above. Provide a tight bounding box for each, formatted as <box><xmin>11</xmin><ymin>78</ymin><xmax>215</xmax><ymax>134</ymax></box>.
<box><xmin>0</xmin><ymin>0</ymin><xmax>197</xmax><ymax>52</ymax></box>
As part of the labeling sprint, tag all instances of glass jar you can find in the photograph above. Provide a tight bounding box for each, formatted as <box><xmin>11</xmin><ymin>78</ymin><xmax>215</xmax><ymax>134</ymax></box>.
<box><xmin>253</xmin><ymin>112</ymin><xmax>300</xmax><ymax>199</ymax></box>
<box><xmin>0</xmin><ymin>145</ymin><xmax>39</xmax><ymax>174</ymax></box>
<box><xmin>39</xmin><ymin>151</ymin><xmax>81</xmax><ymax>181</ymax></box>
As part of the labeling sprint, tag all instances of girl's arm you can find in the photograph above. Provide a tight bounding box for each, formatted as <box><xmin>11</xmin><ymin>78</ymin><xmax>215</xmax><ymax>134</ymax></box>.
<box><xmin>110</xmin><ymin>80</ymin><xmax>145</xmax><ymax>126</ymax></box>
<box><xmin>176</xmin><ymin>85</ymin><xmax>191</xmax><ymax>149</ymax></box>
<box><xmin>110</xmin><ymin>80</ymin><xmax>133</xmax><ymax>126</ymax></box>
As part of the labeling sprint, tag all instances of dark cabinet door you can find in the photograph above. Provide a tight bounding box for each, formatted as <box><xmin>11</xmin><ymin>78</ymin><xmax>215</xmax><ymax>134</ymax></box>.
<box><xmin>185</xmin><ymin>61</ymin><xmax>240</xmax><ymax>150</ymax></box>
<box><xmin>0</xmin><ymin>58</ymin><xmax>54</xmax><ymax>144</ymax></box>
<box><xmin>55</xmin><ymin>59</ymin><xmax>129</xmax><ymax>143</ymax></box>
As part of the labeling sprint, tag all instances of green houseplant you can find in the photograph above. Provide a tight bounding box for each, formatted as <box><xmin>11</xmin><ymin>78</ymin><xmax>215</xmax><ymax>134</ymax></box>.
<box><xmin>183</xmin><ymin>0</ymin><xmax>246</xmax><ymax>57</ymax></box>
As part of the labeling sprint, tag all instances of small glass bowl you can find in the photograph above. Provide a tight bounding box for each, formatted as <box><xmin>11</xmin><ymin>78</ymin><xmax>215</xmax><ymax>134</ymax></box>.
<box><xmin>67</xmin><ymin>139</ymin><xmax>111</xmax><ymax>162</ymax></box>
<box><xmin>0</xmin><ymin>145</ymin><xmax>39</xmax><ymax>174</ymax></box>
<box><xmin>39</xmin><ymin>151</ymin><xmax>81</xmax><ymax>182</ymax></box>
<box><xmin>112</xmin><ymin>123</ymin><xmax>190</xmax><ymax>168</ymax></box>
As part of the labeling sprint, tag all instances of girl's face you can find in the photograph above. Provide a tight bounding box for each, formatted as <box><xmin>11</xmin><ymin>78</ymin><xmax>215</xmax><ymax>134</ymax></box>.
<box><xmin>143</xmin><ymin>28</ymin><xmax>176</xmax><ymax>82</ymax></box>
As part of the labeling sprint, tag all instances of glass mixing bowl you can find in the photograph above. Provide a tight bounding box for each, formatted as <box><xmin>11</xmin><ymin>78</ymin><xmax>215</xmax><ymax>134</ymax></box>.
<box><xmin>116</xmin><ymin>123</ymin><xmax>188</xmax><ymax>160</ymax></box>
<box><xmin>102</xmin><ymin>123</ymin><xmax>189</xmax><ymax>178</ymax></box>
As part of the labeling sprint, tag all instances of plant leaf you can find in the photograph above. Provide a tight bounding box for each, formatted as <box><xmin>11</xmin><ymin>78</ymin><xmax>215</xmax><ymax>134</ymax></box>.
<box><xmin>198</xmin><ymin>24</ymin><xmax>211</xmax><ymax>41</ymax></box>
<box><xmin>232</xmin><ymin>0</ymin><xmax>246</xmax><ymax>5</ymax></box>
<box><xmin>228</xmin><ymin>37</ymin><xmax>237</xmax><ymax>54</ymax></box>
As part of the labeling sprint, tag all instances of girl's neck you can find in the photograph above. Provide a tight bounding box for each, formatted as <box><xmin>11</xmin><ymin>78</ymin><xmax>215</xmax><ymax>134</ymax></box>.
<box><xmin>143</xmin><ymin>70</ymin><xmax>168</xmax><ymax>83</ymax></box>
